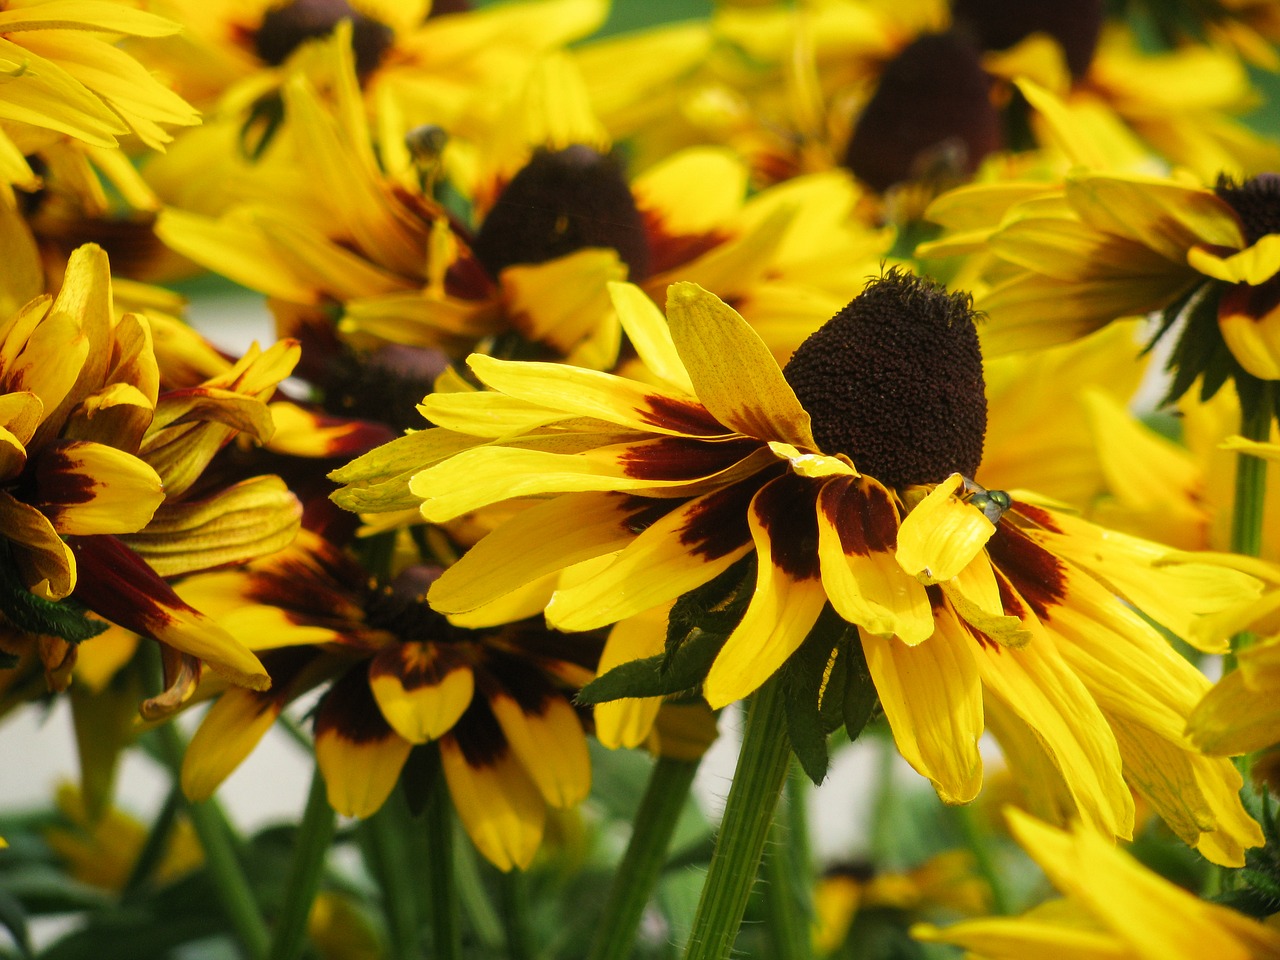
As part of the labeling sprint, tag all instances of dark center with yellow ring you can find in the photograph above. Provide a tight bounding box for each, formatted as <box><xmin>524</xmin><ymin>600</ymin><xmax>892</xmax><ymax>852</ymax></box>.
<box><xmin>1216</xmin><ymin>173</ymin><xmax>1280</xmax><ymax>247</ymax></box>
<box><xmin>254</xmin><ymin>0</ymin><xmax>393</xmax><ymax>76</ymax></box>
<box><xmin>782</xmin><ymin>269</ymin><xmax>987</xmax><ymax>488</ymax></box>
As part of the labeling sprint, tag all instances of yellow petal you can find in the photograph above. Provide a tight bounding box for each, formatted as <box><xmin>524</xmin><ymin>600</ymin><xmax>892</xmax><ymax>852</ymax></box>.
<box><xmin>895</xmin><ymin>475</ymin><xmax>995</xmax><ymax>585</ymax></box>
<box><xmin>489</xmin><ymin>691</ymin><xmax>590</xmax><ymax>808</ymax></box>
<box><xmin>860</xmin><ymin>609</ymin><xmax>983</xmax><ymax>804</ymax></box>
<box><xmin>665</xmin><ymin>282</ymin><xmax>817</xmax><ymax>449</ymax></box>
<box><xmin>368</xmin><ymin>643</ymin><xmax>474</xmax><ymax>744</ymax></box>
<box><xmin>441</xmin><ymin>731</ymin><xmax>544</xmax><ymax>872</ymax></box>
<box><xmin>314</xmin><ymin>670</ymin><xmax>412</xmax><ymax>819</ymax></box>
<box><xmin>594</xmin><ymin>605</ymin><xmax>668</xmax><ymax>750</ymax></box>
<box><xmin>34</xmin><ymin>440</ymin><xmax>163</xmax><ymax>535</ymax></box>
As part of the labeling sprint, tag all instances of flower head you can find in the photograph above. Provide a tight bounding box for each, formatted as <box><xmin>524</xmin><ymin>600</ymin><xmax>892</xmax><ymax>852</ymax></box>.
<box><xmin>179</xmin><ymin>530</ymin><xmax>595</xmax><ymax>872</ymax></box>
<box><xmin>335</xmin><ymin>275</ymin><xmax>1263</xmax><ymax>863</ymax></box>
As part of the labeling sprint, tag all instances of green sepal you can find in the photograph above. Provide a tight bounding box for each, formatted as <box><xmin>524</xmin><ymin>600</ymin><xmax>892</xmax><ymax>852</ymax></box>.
<box><xmin>577</xmin><ymin>558</ymin><xmax>754</xmax><ymax>706</ymax></box>
<box><xmin>842</xmin><ymin>634</ymin><xmax>881</xmax><ymax>743</ymax></box>
<box><xmin>0</xmin><ymin>547</ymin><xmax>109</xmax><ymax>644</ymax></box>
<box><xmin>781</xmin><ymin>604</ymin><xmax>853</xmax><ymax>785</ymax></box>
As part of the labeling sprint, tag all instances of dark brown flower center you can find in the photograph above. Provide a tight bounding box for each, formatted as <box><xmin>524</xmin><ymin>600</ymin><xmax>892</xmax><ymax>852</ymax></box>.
<box><xmin>324</xmin><ymin>344</ymin><xmax>449</xmax><ymax>433</ymax></box>
<box><xmin>782</xmin><ymin>269</ymin><xmax>987</xmax><ymax>488</ymax></box>
<box><xmin>842</xmin><ymin>31</ymin><xmax>1003</xmax><ymax>193</ymax></box>
<box><xmin>1215</xmin><ymin>173</ymin><xmax>1280</xmax><ymax>247</ymax></box>
<box><xmin>363</xmin><ymin>565</ymin><xmax>462</xmax><ymax>642</ymax></box>
<box><xmin>952</xmin><ymin>0</ymin><xmax>1103</xmax><ymax>79</ymax></box>
<box><xmin>471</xmin><ymin>145</ymin><xmax>650</xmax><ymax>281</ymax></box>
<box><xmin>254</xmin><ymin>0</ymin><xmax>393</xmax><ymax>76</ymax></box>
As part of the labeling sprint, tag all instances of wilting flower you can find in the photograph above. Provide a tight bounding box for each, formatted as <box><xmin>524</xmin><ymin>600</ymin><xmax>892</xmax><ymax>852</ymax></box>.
<box><xmin>179</xmin><ymin>530</ymin><xmax>595</xmax><ymax>871</ymax></box>
<box><xmin>921</xmin><ymin>162</ymin><xmax>1280</xmax><ymax>416</ymax></box>
<box><xmin>912</xmin><ymin>808</ymin><xmax>1280</xmax><ymax>959</ymax></box>
<box><xmin>334</xmin><ymin>273</ymin><xmax>1263</xmax><ymax>863</ymax></box>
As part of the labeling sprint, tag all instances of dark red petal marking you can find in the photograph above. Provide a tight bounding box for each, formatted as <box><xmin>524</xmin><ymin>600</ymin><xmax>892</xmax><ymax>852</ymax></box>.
<box><xmin>480</xmin><ymin>649</ymin><xmax>558</xmax><ymax>715</ymax></box>
<box><xmin>369</xmin><ymin>641</ymin><xmax>467</xmax><ymax>693</ymax></box>
<box><xmin>1222</xmin><ymin>276</ymin><xmax>1280</xmax><ymax>323</ymax></box>
<box><xmin>642</xmin><ymin>208</ymin><xmax>732</xmax><ymax>277</ymax></box>
<box><xmin>753</xmin><ymin>473</ymin><xmax>822</xmax><ymax>580</ymax></box>
<box><xmin>819</xmin><ymin>475</ymin><xmax>900</xmax><ymax>556</ymax></box>
<box><xmin>314</xmin><ymin>664</ymin><xmax>396</xmax><ymax>745</ymax></box>
<box><xmin>638</xmin><ymin>395</ymin><xmax>731</xmax><ymax>436</ymax></box>
<box><xmin>984</xmin><ymin>522</ymin><xmax>1067</xmax><ymax>622</ymax></box>
<box><xmin>679</xmin><ymin>474</ymin><xmax>765</xmax><ymax>560</ymax></box>
<box><xmin>27</xmin><ymin>440</ymin><xmax>98</xmax><ymax>515</ymax></box>
<box><xmin>451</xmin><ymin>694</ymin><xmax>510</xmax><ymax>768</ymax></box>
<box><xmin>619</xmin><ymin>435</ymin><xmax>762</xmax><ymax>481</ymax></box>
<box><xmin>1006</xmin><ymin>501</ymin><xmax>1064</xmax><ymax>534</ymax></box>
<box><xmin>69</xmin><ymin>534</ymin><xmax>203</xmax><ymax>638</ymax></box>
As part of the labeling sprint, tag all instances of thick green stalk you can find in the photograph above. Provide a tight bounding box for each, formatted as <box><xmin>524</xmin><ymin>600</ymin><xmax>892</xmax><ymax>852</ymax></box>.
<box><xmin>1231</xmin><ymin>388</ymin><xmax>1272</xmax><ymax>565</ymax></box>
<box><xmin>683</xmin><ymin>677</ymin><xmax>793</xmax><ymax>960</ymax></box>
<box><xmin>499</xmin><ymin>868</ymin><xmax>534</xmax><ymax>960</ymax></box>
<box><xmin>359</xmin><ymin>792</ymin><xmax>421</xmax><ymax>960</ymax></box>
<box><xmin>155</xmin><ymin>723</ymin><xmax>270</xmax><ymax>960</ymax></box>
<box><xmin>425</xmin><ymin>769</ymin><xmax>461</xmax><ymax>960</ymax></box>
<box><xmin>587</xmin><ymin>756</ymin><xmax>701</xmax><ymax>960</ymax></box>
<box><xmin>267</xmin><ymin>767</ymin><xmax>336</xmax><ymax>960</ymax></box>
<box><xmin>122</xmin><ymin>782</ymin><xmax>182</xmax><ymax>896</ymax></box>
<box><xmin>761</xmin><ymin>767</ymin><xmax>813</xmax><ymax>960</ymax></box>
<box><xmin>453</xmin><ymin>822</ymin><xmax>505</xmax><ymax>950</ymax></box>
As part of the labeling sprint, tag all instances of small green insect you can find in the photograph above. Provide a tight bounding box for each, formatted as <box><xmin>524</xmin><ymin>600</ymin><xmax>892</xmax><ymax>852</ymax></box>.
<box><xmin>960</xmin><ymin>477</ymin><xmax>1011</xmax><ymax>524</ymax></box>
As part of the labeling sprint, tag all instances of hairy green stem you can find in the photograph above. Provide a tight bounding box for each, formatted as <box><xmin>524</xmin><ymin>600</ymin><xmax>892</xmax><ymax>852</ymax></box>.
<box><xmin>425</xmin><ymin>767</ymin><xmax>461</xmax><ymax>960</ymax></box>
<box><xmin>267</xmin><ymin>767</ymin><xmax>335</xmax><ymax>960</ymax></box>
<box><xmin>359</xmin><ymin>792</ymin><xmax>421</xmax><ymax>960</ymax></box>
<box><xmin>762</xmin><ymin>764</ymin><xmax>813</xmax><ymax>960</ymax></box>
<box><xmin>683</xmin><ymin>677</ymin><xmax>792</xmax><ymax>960</ymax></box>
<box><xmin>587</xmin><ymin>755</ymin><xmax>701</xmax><ymax>960</ymax></box>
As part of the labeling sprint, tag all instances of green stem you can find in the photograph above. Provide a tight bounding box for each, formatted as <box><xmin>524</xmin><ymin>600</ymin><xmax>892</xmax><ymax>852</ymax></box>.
<box><xmin>359</xmin><ymin>792</ymin><xmax>421</xmax><ymax>960</ymax></box>
<box><xmin>155</xmin><ymin>723</ymin><xmax>270</xmax><ymax>960</ymax></box>
<box><xmin>1229</xmin><ymin>387</ymin><xmax>1272</xmax><ymax>662</ymax></box>
<box><xmin>425</xmin><ymin>767</ymin><xmax>461</xmax><ymax>960</ymax></box>
<box><xmin>761</xmin><ymin>764</ymin><xmax>813</xmax><ymax>960</ymax></box>
<box><xmin>587</xmin><ymin>756</ymin><xmax>701</xmax><ymax>960</ymax></box>
<box><xmin>267</xmin><ymin>767</ymin><xmax>336</xmax><ymax>960</ymax></box>
<box><xmin>683</xmin><ymin>677</ymin><xmax>793</xmax><ymax>960</ymax></box>
<box><xmin>956</xmin><ymin>804</ymin><xmax>1012</xmax><ymax>916</ymax></box>
<box><xmin>122</xmin><ymin>782</ymin><xmax>182</xmax><ymax>897</ymax></box>
<box><xmin>453</xmin><ymin>822</ymin><xmax>504</xmax><ymax>950</ymax></box>
<box><xmin>869</xmin><ymin>732</ymin><xmax>898</xmax><ymax>864</ymax></box>
<box><xmin>499</xmin><ymin>868</ymin><xmax>534</xmax><ymax>960</ymax></box>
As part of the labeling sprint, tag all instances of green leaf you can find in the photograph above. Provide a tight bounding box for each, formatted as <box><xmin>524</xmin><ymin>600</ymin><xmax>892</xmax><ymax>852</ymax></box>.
<box><xmin>842</xmin><ymin>637</ymin><xmax>881</xmax><ymax>743</ymax></box>
<box><xmin>0</xmin><ymin>546</ymin><xmax>109</xmax><ymax>643</ymax></box>
<box><xmin>781</xmin><ymin>604</ymin><xmax>852</xmax><ymax>785</ymax></box>
<box><xmin>577</xmin><ymin>557</ymin><xmax>755</xmax><ymax>705</ymax></box>
<box><xmin>0</xmin><ymin>888</ymin><xmax>32</xmax><ymax>959</ymax></box>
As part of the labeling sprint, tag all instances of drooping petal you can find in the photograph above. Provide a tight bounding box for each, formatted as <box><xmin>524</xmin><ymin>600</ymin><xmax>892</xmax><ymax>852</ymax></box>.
<box><xmin>368</xmin><ymin>642</ymin><xmax>474</xmax><ymax>744</ymax></box>
<box><xmin>441</xmin><ymin>703</ymin><xmax>545</xmax><ymax>872</ymax></box>
<box><xmin>594</xmin><ymin>605</ymin><xmax>669</xmax><ymax>750</ymax></box>
<box><xmin>486</xmin><ymin>674</ymin><xmax>590</xmax><ymax>808</ymax></box>
<box><xmin>816</xmin><ymin>475</ymin><xmax>932</xmax><ymax>644</ymax></box>
<box><xmin>0</xmin><ymin>489</ymin><xmax>76</xmax><ymax>599</ymax></box>
<box><xmin>608</xmin><ymin>281</ymin><xmax>693</xmax><ymax>394</ymax></box>
<box><xmin>314</xmin><ymin>668</ymin><xmax>412</xmax><ymax>819</ymax></box>
<box><xmin>704</xmin><ymin>474</ymin><xmax>828</xmax><ymax>709</ymax></box>
<box><xmin>860</xmin><ymin>606</ymin><xmax>983</xmax><ymax>804</ymax></box>
<box><xmin>1218</xmin><ymin>279</ymin><xmax>1280</xmax><ymax>380</ymax></box>
<box><xmin>69</xmin><ymin>535</ymin><xmax>268</xmax><ymax>690</ymax></box>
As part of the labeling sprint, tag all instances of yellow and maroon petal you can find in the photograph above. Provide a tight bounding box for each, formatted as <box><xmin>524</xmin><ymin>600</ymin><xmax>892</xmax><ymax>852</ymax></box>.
<box><xmin>441</xmin><ymin>705</ymin><xmax>546</xmax><ymax>872</ymax></box>
<box><xmin>0</xmin><ymin>490</ymin><xmax>76</xmax><ymax>599</ymax></box>
<box><xmin>264</xmin><ymin>402</ymin><xmax>395</xmax><ymax>458</ymax></box>
<box><xmin>368</xmin><ymin>641</ymin><xmax>474</xmax><ymax>744</ymax></box>
<box><xmin>68</xmin><ymin>535</ymin><xmax>268</xmax><ymax>690</ymax></box>
<box><xmin>1218</xmin><ymin>279</ymin><xmax>1280</xmax><ymax>380</ymax></box>
<box><xmin>546</xmin><ymin>480</ymin><xmax>759</xmax><ymax>632</ymax></box>
<box><xmin>664</xmin><ymin>282</ymin><xmax>817</xmax><ymax>449</ymax></box>
<box><xmin>815</xmin><ymin>474</ymin><xmax>932</xmax><ymax>644</ymax></box>
<box><xmin>704</xmin><ymin>473</ymin><xmax>829</xmax><ymax>709</ymax></box>
<box><xmin>428</xmin><ymin>492</ymin><xmax>667</xmax><ymax>616</ymax></box>
<box><xmin>485</xmin><ymin>672</ymin><xmax>590</xmax><ymax>808</ymax></box>
<box><xmin>314</xmin><ymin>667</ymin><xmax>413</xmax><ymax>819</ymax></box>
<box><xmin>413</xmin><ymin>434</ymin><xmax>774</xmax><ymax>522</ymax></box>
<box><xmin>31</xmin><ymin>440</ymin><xmax>163</xmax><ymax>535</ymax></box>
<box><xmin>466</xmin><ymin>353</ymin><xmax>729</xmax><ymax>438</ymax></box>
<box><xmin>860</xmin><ymin>605</ymin><xmax>983</xmax><ymax>804</ymax></box>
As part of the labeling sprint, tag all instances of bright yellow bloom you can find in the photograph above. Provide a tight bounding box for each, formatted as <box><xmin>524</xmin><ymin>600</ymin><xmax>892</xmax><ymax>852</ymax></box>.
<box><xmin>178</xmin><ymin>529</ymin><xmax>595</xmax><ymax>872</ymax></box>
<box><xmin>335</xmin><ymin>276</ymin><xmax>1262</xmax><ymax>863</ymax></box>
<box><xmin>0</xmin><ymin>0</ymin><xmax>199</xmax><ymax>188</ymax></box>
<box><xmin>914</xmin><ymin>808</ymin><xmax>1280</xmax><ymax>960</ymax></box>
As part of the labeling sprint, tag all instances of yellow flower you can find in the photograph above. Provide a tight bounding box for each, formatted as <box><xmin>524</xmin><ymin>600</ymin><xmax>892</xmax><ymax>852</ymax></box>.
<box><xmin>913</xmin><ymin>808</ymin><xmax>1280</xmax><ymax>960</ymax></box>
<box><xmin>334</xmin><ymin>274</ymin><xmax>1263</xmax><ymax>864</ymax></box>
<box><xmin>0</xmin><ymin>0</ymin><xmax>199</xmax><ymax>188</ymax></box>
<box><xmin>178</xmin><ymin>529</ymin><xmax>595</xmax><ymax>872</ymax></box>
